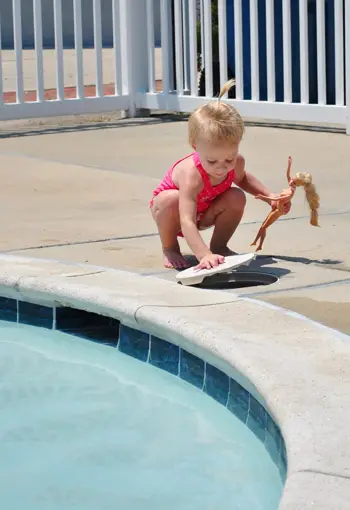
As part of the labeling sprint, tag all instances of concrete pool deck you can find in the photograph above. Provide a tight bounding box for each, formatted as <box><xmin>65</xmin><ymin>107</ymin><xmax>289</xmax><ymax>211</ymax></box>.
<box><xmin>0</xmin><ymin>115</ymin><xmax>349</xmax><ymax>335</ymax></box>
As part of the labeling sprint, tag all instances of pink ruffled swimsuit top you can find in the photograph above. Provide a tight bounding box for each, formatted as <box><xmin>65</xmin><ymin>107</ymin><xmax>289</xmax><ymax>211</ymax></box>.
<box><xmin>150</xmin><ymin>151</ymin><xmax>236</xmax><ymax>216</ymax></box>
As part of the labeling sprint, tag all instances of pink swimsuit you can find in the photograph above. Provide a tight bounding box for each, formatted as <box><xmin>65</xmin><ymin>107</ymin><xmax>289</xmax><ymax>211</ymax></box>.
<box><xmin>150</xmin><ymin>152</ymin><xmax>236</xmax><ymax>237</ymax></box>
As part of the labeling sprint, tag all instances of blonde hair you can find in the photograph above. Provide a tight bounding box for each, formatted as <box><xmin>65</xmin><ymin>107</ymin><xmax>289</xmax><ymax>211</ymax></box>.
<box><xmin>292</xmin><ymin>172</ymin><xmax>320</xmax><ymax>227</ymax></box>
<box><xmin>188</xmin><ymin>79</ymin><xmax>244</xmax><ymax>146</ymax></box>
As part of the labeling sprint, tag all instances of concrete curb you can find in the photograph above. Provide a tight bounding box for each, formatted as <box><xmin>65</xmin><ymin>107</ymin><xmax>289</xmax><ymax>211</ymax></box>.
<box><xmin>0</xmin><ymin>253</ymin><xmax>349</xmax><ymax>509</ymax></box>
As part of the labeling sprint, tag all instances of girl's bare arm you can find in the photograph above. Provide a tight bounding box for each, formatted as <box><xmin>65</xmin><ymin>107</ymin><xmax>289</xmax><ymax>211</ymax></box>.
<box><xmin>177</xmin><ymin>168</ymin><xmax>210</xmax><ymax>261</ymax></box>
<box><xmin>234</xmin><ymin>155</ymin><xmax>276</xmax><ymax>204</ymax></box>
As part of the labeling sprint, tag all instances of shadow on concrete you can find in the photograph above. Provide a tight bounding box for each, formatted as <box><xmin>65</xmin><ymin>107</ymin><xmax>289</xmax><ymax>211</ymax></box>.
<box><xmin>270</xmin><ymin>254</ymin><xmax>343</xmax><ymax>267</ymax></box>
<box><xmin>242</xmin><ymin>255</ymin><xmax>291</xmax><ymax>278</ymax></box>
<box><xmin>242</xmin><ymin>121</ymin><xmax>345</xmax><ymax>135</ymax></box>
<box><xmin>0</xmin><ymin>111</ymin><xmax>345</xmax><ymax>140</ymax></box>
<box><xmin>0</xmin><ymin>114</ymin><xmax>187</xmax><ymax>140</ymax></box>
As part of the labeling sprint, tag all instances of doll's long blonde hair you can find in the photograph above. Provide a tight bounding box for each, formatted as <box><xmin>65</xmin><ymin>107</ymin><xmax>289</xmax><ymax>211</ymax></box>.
<box><xmin>292</xmin><ymin>172</ymin><xmax>320</xmax><ymax>226</ymax></box>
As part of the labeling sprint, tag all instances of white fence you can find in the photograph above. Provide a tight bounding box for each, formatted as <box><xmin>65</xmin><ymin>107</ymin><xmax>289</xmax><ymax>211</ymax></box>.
<box><xmin>1</xmin><ymin>0</ymin><xmax>350</xmax><ymax>134</ymax></box>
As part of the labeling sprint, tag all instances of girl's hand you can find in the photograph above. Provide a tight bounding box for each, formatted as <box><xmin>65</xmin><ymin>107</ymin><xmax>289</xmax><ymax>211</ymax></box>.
<box><xmin>269</xmin><ymin>194</ymin><xmax>292</xmax><ymax>214</ymax></box>
<box><xmin>261</xmin><ymin>193</ymin><xmax>292</xmax><ymax>214</ymax></box>
<box><xmin>195</xmin><ymin>253</ymin><xmax>225</xmax><ymax>270</ymax></box>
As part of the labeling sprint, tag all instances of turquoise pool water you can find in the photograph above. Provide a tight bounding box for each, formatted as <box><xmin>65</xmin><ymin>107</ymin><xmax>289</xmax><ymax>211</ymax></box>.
<box><xmin>0</xmin><ymin>321</ymin><xmax>283</xmax><ymax>509</ymax></box>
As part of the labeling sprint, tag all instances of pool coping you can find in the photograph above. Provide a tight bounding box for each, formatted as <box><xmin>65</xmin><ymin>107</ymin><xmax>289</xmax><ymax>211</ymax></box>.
<box><xmin>0</xmin><ymin>253</ymin><xmax>349</xmax><ymax>509</ymax></box>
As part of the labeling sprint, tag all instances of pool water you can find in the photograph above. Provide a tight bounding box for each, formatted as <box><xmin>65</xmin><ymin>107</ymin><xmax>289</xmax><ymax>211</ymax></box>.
<box><xmin>0</xmin><ymin>321</ymin><xmax>283</xmax><ymax>510</ymax></box>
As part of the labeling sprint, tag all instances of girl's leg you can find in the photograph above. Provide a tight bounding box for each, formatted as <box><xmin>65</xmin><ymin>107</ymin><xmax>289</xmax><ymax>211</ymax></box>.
<box><xmin>151</xmin><ymin>190</ymin><xmax>190</xmax><ymax>269</ymax></box>
<box><xmin>199</xmin><ymin>187</ymin><xmax>246</xmax><ymax>256</ymax></box>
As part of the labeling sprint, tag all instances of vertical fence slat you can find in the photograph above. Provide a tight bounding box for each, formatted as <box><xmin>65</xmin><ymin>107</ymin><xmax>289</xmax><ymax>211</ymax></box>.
<box><xmin>234</xmin><ymin>0</ymin><xmax>243</xmax><ymax>99</ymax></box>
<box><xmin>282</xmin><ymin>0</ymin><xmax>292</xmax><ymax>102</ymax></box>
<box><xmin>112</xmin><ymin>0</ymin><xmax>122</xmax><ymax>96</ymax></box>
<box><xmin>218</xmin><ymin>0</ymin><xmax>228</xmax><ymax>91</ymax></box>
<box><xmin>189</xmin><ymin>0</ymin><xmax>198</xmax><ymax>96</ymax></box>
<box><xmin>250</xmin><ymin>0</ymin><xmax>259</xmax><ymax>100</ymax></box>
<box><xmin>118</xmin><ymin>0</ymin><xmax>130</xmax><ymax>97</ymax></box>
<box><xmin>167</xmin><ymin>2</ymin><xmax>174</xmax><ymax>90</ymax></box>
<box><xmin>33</xmin><ymin>0</ymin><xmax>44</xmax><ymax>102</ymax></box>
<box><xmin>93</xmin><ymin>0</ymin><xmax>103</xmax><ymax>97</ymax></box>
<box><xmin>346</xmin><ymin>0</ymin><xmax>350</xmax><ymax>134</ymax></box>
<box><xmin>174</xmin><ymin>0</ymin><xmax>184</xmax><ymax>94</ymax></box>
<box><xmin>266</xmin><ymin>0</ymin><xmax>275</xmax><ymax>101</ymax></box>
<box><xmin>200</xmin><ymin>0</ymin><xmax>205</xmax><ymax>70</ymax></box>
<box><xmin>182</xmin><ymin>1</ymin><xmax>190</xmax><ymax>92</ymax></box>
<box><xmin>334</xmin><ymin>0</ymin><xmax>344</xmax><ymax>106</ymax></box>
<box><xmin>203</xmin><ymin>0</ymin><xmax>213</xmax><ymax>97</ymax></box>
<box><xmin>299</xmin><ymin>0</ymin><xmax>309</xmax><ymax>103</ymax></box>
<box><xmin>146</xmin><ymin>0</ymin><xmax>156</xmax><ymax>93</ymax></box>
<box><xmin>0</xmin><ymin>14</ymin><xmax>3</xmax><ymax>106</ymax></box>
<box><xmin>12</xmin><ymin>0</ymin><xmax>24</xmax><ymax>104</ymax></box>
<box><xmin>53</xmin><ymin>0</ymin><xmax>64</xmax><ymax>101</ymax></box>
<box><xmin>316</xmin><ymin>0</ymin><xmax>326</xmax><ymax>104</ymax></box>
<box><xmin>161</xmin><ymin>0</ymin><xmax>170</xmax><ymax>93</ymax></box>
<box><xmin>73</xmin><ymin>0</ymin><xmax>84</xmax><ymax>99</ymax></box>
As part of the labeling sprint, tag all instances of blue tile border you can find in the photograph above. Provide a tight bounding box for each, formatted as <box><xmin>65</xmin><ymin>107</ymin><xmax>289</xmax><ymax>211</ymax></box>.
<box><xmin>204</xmin><ymin>363</ymin><xmax>230</xmax><ymax>406</ymax></box>
<box><xmin>0</xmin><ymin>299</ymin><xmax>287</xmax><ymax>482</ymax></box>
<box><xmin>247</xmin><ymin>394</ymin><xmax>267</xmax><ymax>443</ymax></box>
<box><xmin>149</xmin><ymin>335</ymin><xmax>180</xmax><ymax>375</ymax></box>
<box><xmin>0</xmin><ymin>296</ymin><xmax>17</xmax><ymax>323</ymax></box>
<box><xmin>119</xmin><ymin>325</ymin><xmax>149</xmax><ymax>361</ymax></box>
<box><xmin>180</xmin><ymin>350</ymin><xmax>205</xmax><ymax>389</ymax></box>
<box><xmin>18</xmin><ymin>301</ymin><xmax>54</xmax><ymax>329</ymax></box>
<box><xmin>56</xmin><ymin>307</ymin><xmax>119</xmax><ymax>345</ymax></box>
<box><xmin>227</xmin><ymin>378</ymin><xmax>249</xmax><ymax>424</ymax></box>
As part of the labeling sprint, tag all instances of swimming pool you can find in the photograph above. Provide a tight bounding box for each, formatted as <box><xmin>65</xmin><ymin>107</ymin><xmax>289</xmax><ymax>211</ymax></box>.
<box><xmin>0</xmin><ymin>316</ymin><xmax>283</xmax><ymax>510</ymax></box>
<box><xmin>0</xmin><ymin>254</ymin><xmax>348</xmax><ymax>509</ymax></box>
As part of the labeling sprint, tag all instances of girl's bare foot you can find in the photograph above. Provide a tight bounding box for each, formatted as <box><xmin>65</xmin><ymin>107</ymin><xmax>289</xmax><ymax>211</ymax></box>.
<box><xmin>163</xmin><ymin>248</ymin><xmax>190</xmax><ymax>269</ymax></box>
<box><xmin>210</xmin><ymin>246</ymin><xmax>237</xmax><ymax>257</ymax></box>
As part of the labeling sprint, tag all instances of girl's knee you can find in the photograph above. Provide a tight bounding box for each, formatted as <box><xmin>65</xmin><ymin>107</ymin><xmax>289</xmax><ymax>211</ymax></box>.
<box><xmin>226</xmin><ymin>187</ymin><xmax>246</xmax><ymax>210</ymax></box>
<box><xmin>153</xmin><ymin>191</ymin><xmax>179</xmax><ymax>215</ymax></box>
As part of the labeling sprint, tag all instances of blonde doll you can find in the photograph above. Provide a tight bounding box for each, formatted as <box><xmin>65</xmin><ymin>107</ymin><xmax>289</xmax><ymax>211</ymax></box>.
<box><xmin>251</xmin><ymin>156</ymin><xmax>320</xmax><ymax>251</ymax></box>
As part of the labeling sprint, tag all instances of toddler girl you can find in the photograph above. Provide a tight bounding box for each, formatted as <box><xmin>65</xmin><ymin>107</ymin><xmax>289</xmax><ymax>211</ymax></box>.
<box><xmin>150</xmin><ymin>79</ymin><xmax>289</xmax><ymax>270</ymax></box>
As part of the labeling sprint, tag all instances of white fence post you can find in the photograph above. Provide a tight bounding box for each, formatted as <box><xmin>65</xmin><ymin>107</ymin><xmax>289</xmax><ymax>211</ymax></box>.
<box><xmin>345</xmin><ymin>0</ymin><xmax>350</xmax><ymax>134</ymax></box>
<box><xmin>119</xmin><ymin>0</ymin><xmax>149</xmax><ymax>117</ymax></box>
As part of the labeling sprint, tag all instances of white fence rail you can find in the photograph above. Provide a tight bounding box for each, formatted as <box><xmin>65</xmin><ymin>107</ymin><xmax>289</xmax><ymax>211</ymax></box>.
<box><xmin>140</xmin><ymin>0</ymin><xmax>350</xmax><ymax>133</ymax></box>
<box><xmin>0</xmin><ymin>0</ymin><xmax>131</xmax><ymax>120</ymax></box>
<box><xmin>1</xmin><ymin>0</ymin><xmax>350</xmax><ymax>134</ymax></box>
